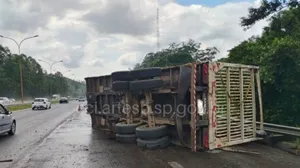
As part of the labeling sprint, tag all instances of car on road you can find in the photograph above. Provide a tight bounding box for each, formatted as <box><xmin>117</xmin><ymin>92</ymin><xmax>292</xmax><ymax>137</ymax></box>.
<box><xmin>0</xmin><ymin>104</ymin><xmax>16</xmax><ymax>136</ymax></box>
<box><xmin>78</xmin><ymin>97</ymin><xmax>85</xmax><ymax>102</ymax></box>
<box><xmin>32</xmin><ymin>98</ymin><xmax>51</xmax><ymax>110</ymax></box>
<box><xmin>0</xmin><ymin>97</ymin><xmax>10</xmax><ymax>105</ymax></box>
<box><xmin>59</xmin><ymin>97</ymin><xmax>69</xmax><ymax>104</ymax></box>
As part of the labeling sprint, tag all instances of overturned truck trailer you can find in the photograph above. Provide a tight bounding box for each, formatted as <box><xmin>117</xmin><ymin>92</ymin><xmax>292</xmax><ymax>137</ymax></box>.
<box><xmin>85</xmin><ymin>61</ymin><xmax>264</xmax><ymax>150</ymax></box>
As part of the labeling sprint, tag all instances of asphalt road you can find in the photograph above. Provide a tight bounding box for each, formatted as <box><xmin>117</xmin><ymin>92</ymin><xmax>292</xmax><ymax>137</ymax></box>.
<box><xmin>1</xmin><ymin>101</ymin><xmax>300</xmax><ymax>168</ymax></box>
<box><xmin>0</xmin><ymin>101</ymin><xmax>79</xmax><ymax>168</ymax></box>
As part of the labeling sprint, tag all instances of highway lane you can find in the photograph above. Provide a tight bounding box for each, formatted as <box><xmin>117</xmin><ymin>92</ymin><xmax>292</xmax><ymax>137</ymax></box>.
<box><xmin>0</xmin><ymin>101</ymin><xmax>80</xmax><ymax>168</ymax></box>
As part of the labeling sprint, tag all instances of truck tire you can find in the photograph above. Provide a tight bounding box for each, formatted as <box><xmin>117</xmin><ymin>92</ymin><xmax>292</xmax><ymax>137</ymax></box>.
<box><xmin>112</xmin><ymin>81</ymin><xmax>130</xmax><ymax>90</ymax></box>
<box><xmin>116</xmin><ymin>134</ymin><xmax>136</xmax><ymax>143</ymax></box>
<box><xmin>112</xmin><ymin>71</ymin><xmax>132</xmax><ymax>81</ymax></box>
<box><xmin>137</xmin><ymin>136</ymin><xmax>170</xmax><ymax>149</ymax></box>
<box><xmin>115</xmin><ymin>122</ymin><xmax>140</xmax><ymax>134</ymax></box>
<box><xmin>136</xmin><ymin>125</ymin><xmax>167</xmax><ymax>140</ymax></box>
<box><xmin>130</xmin><ymin>79</ymin><xmax>163</xmax><ymax>91</ymax></box>
<box><xmin>130</xmin><ymin>67</ymin><xmax>161</xmax><ymax>80</ymax></box>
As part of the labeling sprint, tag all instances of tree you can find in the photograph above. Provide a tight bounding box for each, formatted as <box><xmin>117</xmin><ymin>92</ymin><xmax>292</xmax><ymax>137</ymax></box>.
<box><xmin>241</xmin><ymin>0</ymin><xmax>300</xmax><ymax>28</ymax></box>
<box><xmin>0</xmin><ymin>44</ymin><xmax>85</xmax><ymax>99</ymax></box>
<box><xmin>227</xmin><ymin>7</ymin><xmax>300</xmax><ymax>126</ymax></box>
<box><xmin>134</xmin><ymin>39</ymin><xmax>219</xmax><ymax>69</ymax></box>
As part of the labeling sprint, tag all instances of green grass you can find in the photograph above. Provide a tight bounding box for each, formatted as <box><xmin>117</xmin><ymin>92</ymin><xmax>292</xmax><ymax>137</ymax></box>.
<box><xmin>51</xmin><ymin>100</ymin><xmax>59</xmax><ymax>104</ymax></box>
<box><xmin>7</xmin><ymin>103</ymin><xmax>32</xmax><ymax>112</ymax></box>
<box><xmin>295</xmin><ymin>138</ymin><xmax>300</xmax><ymax>150</ymax></box>
<box><xmin>7</xmin><ymin>100</ymin><xmax>60</xmax><ymax>112</ymax></box>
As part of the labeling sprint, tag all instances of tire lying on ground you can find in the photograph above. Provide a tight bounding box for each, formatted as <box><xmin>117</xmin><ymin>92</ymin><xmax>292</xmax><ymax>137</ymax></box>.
<box><xmin>116</xmin><ymin>134</ymin><xmax>136</xmax><ymax>143</ymax></box>
<box><xmin>137</xmin><ymin>136</ymin><xmax>171</xmax><ymax>149</ymax></box>
<box><xmin>115</xmin><ymin>122</ymin><xmax>140</xmax><ymax>134</ymax></box>
<box><xmin>135</xmin><ymin>125</ymin><xmax>167</xmax><ymax>140</ymax></box>
<box><xmin>130</xmin><ymin>67</ymin><xmax>161</xmax><ymax>80</ymax></box>
<box><xmin>112</xmin><ymin>81</ymin><xmax>130</xmax><ymax>91</ymax></box>
<box><xmin>111</xmin><ymin>71</ymin><xmax>132</xmax><ymax>81</ymax></box>
<box><xmin>130</xmin><ymin>79</ymin><xmax>163</xmax><ymax>92</ymax></box>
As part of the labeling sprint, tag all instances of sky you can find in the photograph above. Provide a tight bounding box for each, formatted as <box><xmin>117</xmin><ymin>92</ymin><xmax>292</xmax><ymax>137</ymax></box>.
<box><xmin>0</xmin><ymin>0</ymin><xmax>267</xmax><ymax>81</ymax></box>
<box><xmin>176</xmin><ymin>0</ymin><xmax>254</xmax><ymax>6</ymax></box>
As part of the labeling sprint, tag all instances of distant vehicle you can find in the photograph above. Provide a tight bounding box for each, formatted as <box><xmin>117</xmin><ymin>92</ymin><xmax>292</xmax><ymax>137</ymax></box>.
<box><xmin>78</xmin><ymin>97</ymin><xmax>85</xmax><ymax>102</ymax></box>
<box><xmin>32</xmin><ymin>98</ymin><xmax>51</xmax><ymax>110</ymax></box>
<box><xmin>0</xmin><ymin>103</ymin><xmax>16</xmax><ymax>136</ymax></box>
<box><xmin>59</xmin><ymin>97</ymin><xmax>69</xmax><ymax>104</ymax></box>
<box><xmin>0</xmin><ymin>97</ymin><xmax>10</xmax><ymax>105</ymax></box>
<box><xmin>9</xmin><ymin>98</ymin><xmax>16</xmax><ymax>102</ymax></box>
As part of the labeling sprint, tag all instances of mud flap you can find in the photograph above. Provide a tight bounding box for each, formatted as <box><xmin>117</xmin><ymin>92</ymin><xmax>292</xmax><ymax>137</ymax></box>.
<box><xmin>91</xmin><ymin>113</ymin><xmax>97</xmax><ymax>129</ymax></box>
<box><xmin>176</xmin><ymin>66</ymin><xmax>192</xmax><ymax>145</ymax></box>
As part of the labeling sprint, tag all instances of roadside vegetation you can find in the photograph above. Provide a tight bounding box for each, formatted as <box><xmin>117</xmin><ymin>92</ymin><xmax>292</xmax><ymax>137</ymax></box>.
<box><xmin>134</xmin><ymin>1</ymin><xmax>300</xmax><ymax>126</ymax></box>
<box><xmin>7</xmin><ymin>103</ymin><xmax>32</xmax><ymax>112</ymax></box>
<box><xmin>0</xmin><ymin>46</ymin><xmax>85</xmax><ymax>99</ymax></box>
<box><xmin>7</xmin><ymin>100</ymin><xmax>61</xmax><ymax>112</ymax></box>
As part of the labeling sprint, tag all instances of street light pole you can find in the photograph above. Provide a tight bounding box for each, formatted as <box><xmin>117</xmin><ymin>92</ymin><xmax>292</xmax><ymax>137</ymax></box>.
<box><xmin>0</xmin><ymin>35</ymin><xmax>39</xmax><ymax>103</ymax></box>
<box><xmin>37</xmin><ymin>59</ymin><xmax>63</xmax><ymax>98</ymax></box>
<box><xmin>38</xmin><ymin>59</ymin><xmax>63</xmax><ymax>74</ymax></box>
<box><xmin>60</xmin><ymin>70</ymin><xmax>70</xmax><ymax>95</ymax></box>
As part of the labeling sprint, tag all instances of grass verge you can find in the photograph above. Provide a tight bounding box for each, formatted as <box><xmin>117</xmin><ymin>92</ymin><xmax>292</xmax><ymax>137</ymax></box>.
<box><xmin>51</xmin><ymin>100</ymin><xmax>59</xmax><ymax>104</ymax></box>
<box><xmin>7</xmin><ymin>103</ymin><xmax>32</xmax><ymax>112</ymax></box>
<box><xmin>7</xmin><ymin>100</ymin><xmax>60</xmax><ymax>112</ymax></box>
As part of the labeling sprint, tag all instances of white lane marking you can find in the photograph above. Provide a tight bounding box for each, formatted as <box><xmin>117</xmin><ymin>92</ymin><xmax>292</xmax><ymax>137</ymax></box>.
<box><xmin>168</xmin><ymin>162</ymin><xmax>184</xmax><ymax>168</ymax></box>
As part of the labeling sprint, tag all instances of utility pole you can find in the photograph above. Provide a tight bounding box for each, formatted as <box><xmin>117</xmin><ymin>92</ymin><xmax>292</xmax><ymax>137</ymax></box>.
<box><xmin>156</xmin><ymin>1</ymin><xmax>160</xmax><ymax>52</ymax></box>
<box><xmin>0</xmin><ymin>35</ymin><xmax>39</xmax><ymax>103</ymax></box>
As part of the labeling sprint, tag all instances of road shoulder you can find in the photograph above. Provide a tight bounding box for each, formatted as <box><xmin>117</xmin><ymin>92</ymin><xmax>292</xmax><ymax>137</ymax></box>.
<box><xmin>11</xmin><ymin>111</ymin><xmax>300</xmax><ymax>168</ymax></box>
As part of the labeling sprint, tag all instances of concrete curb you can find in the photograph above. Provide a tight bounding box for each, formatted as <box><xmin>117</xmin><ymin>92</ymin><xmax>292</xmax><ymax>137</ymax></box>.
<box><xmin>275</xmin><ymin>142</ymin><xmax>300</xmax><ymax>156</ymax></box>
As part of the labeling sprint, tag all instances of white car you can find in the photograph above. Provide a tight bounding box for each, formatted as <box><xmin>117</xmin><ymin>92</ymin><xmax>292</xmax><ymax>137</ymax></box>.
<box><xmin>0</xmin><ymin>97</ymin><xmax>10</xmax><ymax>105</ymax></box>
<box><xmin>32</xmin><ymin>98</ymin><xmax>51</xmax><ymax>110</ymax></box>
<box><xmin>0</xmin><ymin>104</ymin><xmax>16</xmax><ymax>136</ymax></box>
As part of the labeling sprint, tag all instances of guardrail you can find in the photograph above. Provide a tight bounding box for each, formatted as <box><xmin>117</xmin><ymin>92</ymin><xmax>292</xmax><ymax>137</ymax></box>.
<box><xmin>257</xmin><ymin>122</ymin><xmax>300</xmax><ymax>137</ymax></box>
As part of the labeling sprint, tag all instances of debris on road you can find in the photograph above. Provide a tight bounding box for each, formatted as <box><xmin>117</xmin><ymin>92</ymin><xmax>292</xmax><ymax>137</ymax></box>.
<box><xmin>221</xmin><ymin>147</ymin><xmax>261</xmax><ymax>155</ymax></box>
<box><xmin>0</xmin><ymin>159</ymin><xmax>13</xmax><ymax>163</ymax></box>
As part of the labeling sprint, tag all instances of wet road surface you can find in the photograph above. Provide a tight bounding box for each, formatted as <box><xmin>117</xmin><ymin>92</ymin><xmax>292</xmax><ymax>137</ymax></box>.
<box><xmin>7</xmin><ymin>109</ymin><xmax>300</xmax><ymax>168</ymax></box>
<box><xmin>0</xmin><ymin>101</ymin><xmax>79</xmax><ymax>168</ymax></box>
<box><xmin>0</xmin><ymin>105</ymin><xmax>300</xmax><ymax>168</ymax></box>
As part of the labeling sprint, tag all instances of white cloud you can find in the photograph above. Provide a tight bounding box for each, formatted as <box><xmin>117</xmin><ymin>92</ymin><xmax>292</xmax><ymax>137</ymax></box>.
<box><xmin>117</xmin><ymin>52</ymin><xmax>138</xmax><ymax>66</ymax></box>
<box><xmin>0</xmin><ymin>0</ymin><xmax>268</xmax><ymax>81</ymax></box>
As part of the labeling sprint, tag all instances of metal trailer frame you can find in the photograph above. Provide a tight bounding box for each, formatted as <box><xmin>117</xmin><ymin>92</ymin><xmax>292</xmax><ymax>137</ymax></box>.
<box><xmin>84</xmin><ymin>61</ymin><xmax>264</xmax><ymax>151</ymax></box>
<box><xmin>206</xmin><ymin>62</ymin><xmax>264</xmax><ymax>150</ymax></box>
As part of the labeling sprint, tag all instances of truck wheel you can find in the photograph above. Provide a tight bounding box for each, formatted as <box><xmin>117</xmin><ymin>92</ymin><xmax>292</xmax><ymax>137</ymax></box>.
<box><xmin>130</xmin><ymin>67</ymin><xmax>161</xmax><ymax>80</ymax></box>
<box><xmin>112</xmin><ymin>71</ymin><xmax>131</xmax><ymax>81</ymax></box>
<box><xmin>136</xmin><ymin>125</ymin><xmax>167</xmax><ymax>140</ymax></box>
<box><xmin>137</xmin><ymin>136</ymin><xmax>170</xmax><ymax>149</ymax></box>
<box><xmin>112</xmin><ymin>81</ymin><xmax>130</xmax><ymax>91</ymax></box>
<box><xmin>130</xmin><ymin>79</ymin><xmax>163</xmax><ymax>92</ymax></box>
<box><xmin>116</xmin><ymin>134</ymin><xmax>136</xmax><ymax>143</ymax></box>
<box><xmin>116</xmin><ymin>122</ymin><xmax>140</xmax><ymax>134</ymax></box>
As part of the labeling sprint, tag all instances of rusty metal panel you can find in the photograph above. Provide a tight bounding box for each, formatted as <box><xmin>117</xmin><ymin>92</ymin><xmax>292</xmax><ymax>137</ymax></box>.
<box><xmin>161</xmin><ymin>66</ymin><xmax>180</xmax><ymax>90</ymax></box>
<box><xmin>208</xmin><ymin>62</ymin><xmax>261</xmax><ymax>149</ymax></box>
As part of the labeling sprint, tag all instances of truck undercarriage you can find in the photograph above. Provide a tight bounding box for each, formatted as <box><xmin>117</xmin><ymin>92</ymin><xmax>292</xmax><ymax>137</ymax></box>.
<box><xmin>85</xmin><ymin>61</ymin><xmax>264</xmax><ymax>151</ymax></box>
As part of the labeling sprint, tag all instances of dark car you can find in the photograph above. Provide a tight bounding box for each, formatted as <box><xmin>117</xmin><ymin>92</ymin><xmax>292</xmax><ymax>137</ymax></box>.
<box><xmin>59</xmin><ymin>97</ymin><xmax>69</xmax><ymax>104</ymax></box>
